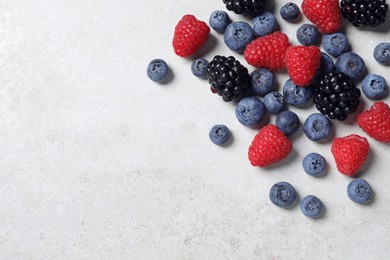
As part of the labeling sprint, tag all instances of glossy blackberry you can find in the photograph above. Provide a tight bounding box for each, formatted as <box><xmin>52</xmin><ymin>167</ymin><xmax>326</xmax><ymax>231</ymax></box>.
<box><xmin>340</xmin><ymin>0</ymin><xmax>389</xmax><ymax>27</ymax></box>
<box><xmin>207</xmin><ymin>55</ymin><xmax>250</xmax><ymax>102</ymax></box>
<box><xmin>223</xmin><ymin>0</ymin><xmax>269</xmax><ymax>17</ymax></box>
<box><xmin>313</xmin><ymin>72</ymin><xmax>361</xmax><ymax>121</ymax></box>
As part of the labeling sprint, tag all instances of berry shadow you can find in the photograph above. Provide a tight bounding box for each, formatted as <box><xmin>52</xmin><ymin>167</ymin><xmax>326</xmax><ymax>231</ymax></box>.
<box><xmin>221</xmin><ymin>131</ymin><xmax>234</xmax><ymax>147</ymax></box>
<box><xmin>342</xmin><ymin>98</ymin><xmax>366</xmax><ymax>126</ymax></box>
<box><xmin>158</xmin><ymin>68</ymin><xmax>175</xmax><ymax>85</ymax></box>
<box><xmin>190</xmin><ymin>34</ymin><xmax>219</xmax><ymax>59</ymax></box>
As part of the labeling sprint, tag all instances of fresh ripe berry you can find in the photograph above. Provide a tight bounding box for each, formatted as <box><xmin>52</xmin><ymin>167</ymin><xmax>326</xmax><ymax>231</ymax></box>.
<box><xmin>340</xmin><ymin>0</ymin><xmax>389</xmax><ymax>27</ymax></box>
<box><xmin>373</xmin><ymin>42</ymin><xmax>390</xmax><ymax>65</ymax></box>
<box><xmin>362</xmin><ymin>74</ymin><xmax>388</xmax><ymax>100</ymax></box>
<box><xmin>301</xmin><ymin>0</ymin><xmax>342</xmax><ymax>33</ymax></box>
<box><xmin>347</xmin><ymin>179</ymin><xmax>373</xmax><ymax>204</ymax></box>
<box><xmin>223</xmin><ymin>0</ymin><xmax>269</xmax><ymax>17</ymax></box>
<box><xmin>269</xmin><ymin>182</ymin><xmax>297</xmax><ymax>208</ymax></box>
<box><xmin>285</xmin><ymin>45</ymin><xmax>321</xmax><ymax>87</ymax></box>
<box><xmin>300</xmin><ymin>195</ymin><xmax>323</xmax><ymax>218</ymax></box>
<box><xmin>303</xmin><ymin>113</ymin><xmax>332</xmax><ymax>142</ymax></box>
<box><xmin>209</xmin><ymin>10</ymin><xmax>231</xmax><ymax>33</ymax></box>
<box><xmin>316</xmin><ymin>52</ymin><xmax>335</xmax><ymax>80</ymax></box>
<box><xmin>252</xmin><ymin>12</ymin><xmax>278</xmax><ymax>37</ymax></box>
<box><xmin>244</xmin><ymin>31</ymin><xmax>291</xmax><ymax>71</ymax></box>
<box><xmin>302</xmin><ymin>153</ymin><xmax>326</xmax><ymax>177</ymax></box>
<box><xmin>331</xmin><ymin>134</ymin><xmax>370</xmax><ymax>176</ymax></box>
<box><xmin>335</xmin><ymin>52</ymin><xmax>366</xmax><ymax>80</ymax></box>
<box><xmin>357</xmin><ymin>101</ymin><xmax>390</xmax><ymax>143</ymax></box>
<box><xmin>264</xmin><ymin>92</ymin><xmax>286</xmax><ymax>114</ymax></box>
<box><xmin>250</xmin><ymin>68</ymin><xmax>275</xmax><ymax>97</ymax></box>
<box><xmin>235</xmin><ymin>96</ymin><xmax>266</xmax><ymax>127</ymax></box>
<box><xmin>280</xmin><ymin>2</ymin><xmax>300</xmax><ymax>21</ymax></box>
<box><xmin>248</xmin><ymin>124</ymin><xmax>292</xmax><ymax>167</ymax></box>
<box><xmin>172</xmin><ymin>15</ymin><xmax>210</xmax><ymax>57</ymax></box>
<box><xmin>209</xmin><ymin>124</ymin><xmax>230</xmax><ymax>145</ymax></box>
<box><xmin>283</xmin><ymin>79</ymin><xmax>314</xmax><ymax>107</ymax></box>
<box><xmin>296</xmin><ymin>24</ymin><xmax>320</xmax><ymax>46</ymax></box>
<box><xmin>147</xmin><ymin>59</ymin><xmax>169</xmax><ymax>82</ymax></box>
<box><xmin>276</xmin><ymin>111</ymin><xmax>300</xmax><ymax>137</ymax></box>
<box><xmin>191</xmin><ymin>58</ymin><xmax>209</xmax><ymax>78</ymax></box>
<box><xmin>322</xmin><ymin>33</ymin><xmax>349</xmax><ymax>58</ymax></box>
<box><xmin>224</xmin><ymin>22</ymin><xmax>255</xmax><ymax>53</ymax></box>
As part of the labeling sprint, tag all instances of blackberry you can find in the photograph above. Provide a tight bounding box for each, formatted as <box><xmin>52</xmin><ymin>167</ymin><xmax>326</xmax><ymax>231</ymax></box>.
<box><xmin>223</xmin><ymin>0</ymin><xmax>269</xmax><ymax>17</ymax></box>
<box><xmin>207</xmin><ymin>55</ymin><xmax>250</xmax><ymax>102</ymax></box>
<box><xmin>313</xmin><ymin>72</ymin><xmax>361</xmax><ymax>121</ymax></box>
<box><xmin>340</xmin><ymin>0</ymin><xmax>389</xmax><ymax>27</ymax></box>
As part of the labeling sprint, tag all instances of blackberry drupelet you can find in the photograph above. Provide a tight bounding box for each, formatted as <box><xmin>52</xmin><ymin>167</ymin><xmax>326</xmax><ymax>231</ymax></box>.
<box><xmin>313</xmin><ymin>72</ymin><xmax>361</xmax><ymax>121</ymax></box>
<box><xmin>207</xmin><ymin>55</ymin><xmax>250</xmax><ymax>102</ymax></box>
<box><xmin>340</xmin><ymin>0</ymin><xmax>389</xmax><ymax>27</ymax></box>
<box><xmin>223</xmin><ymin>0</ymin><xmax>269</xmax><ymax>17</ymax></box>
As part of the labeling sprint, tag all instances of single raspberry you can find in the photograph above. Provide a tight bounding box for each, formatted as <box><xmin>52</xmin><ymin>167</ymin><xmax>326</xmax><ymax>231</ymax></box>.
<box><xmin>244</xmin><ymin>31</ymin><xmax>291</xmax><ymax>71</ymax></box>
<box><xmin>285</xmin><ymin>45</ymin><xmax>321</xmax><ymax>87</ymax></box>
<box><xmin>248</xmin><ymin>124</ymin><xmax>292</xmax><ymax>167</ymax></box>
<box><xmin>172</xmin><ymin>15</ymin><xmax>210</xmax><ymax>57</ymax></box>
<box><xmin>357</xmin><ymin>101</ymin><xmax>390</xmax><ymax>143</ymax></box>
<box><xmin>331</xmin><ymin>134</ymin><xmax>369</xmax><ymax>176</ymax></box>
<box><xmin>302</xmin><ymin>0</ymin><xmax>341</xmax><ymax>33</ymax></box>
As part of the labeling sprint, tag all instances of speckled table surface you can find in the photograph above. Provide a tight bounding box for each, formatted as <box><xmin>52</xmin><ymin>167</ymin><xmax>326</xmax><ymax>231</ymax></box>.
<box><xmin>0</xmin><ymin>1</ymin><xmax>389</xmax><ymax>259</ymax></box>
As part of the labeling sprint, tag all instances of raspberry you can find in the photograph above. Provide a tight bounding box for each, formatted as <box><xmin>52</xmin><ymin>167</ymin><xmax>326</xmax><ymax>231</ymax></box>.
<box><xmin>172</xmin><ymin>15</ymin><xmax>210</xmax><ymax>57</ymax></box>
<box><xmin>248</xmin><ymin>124</ymin><xmax>292</xmax><ymax>167</ymax></box>
<box><xmin>285</xmin><ymin>45</ymin><xmax>321</xmax><ymax>87</ymax></box>
<box><xmin>302</xmin><ymin>0</ymin><xmax>342</xmax><ymax>33</ymax></box>
<box><xmin>331</xmin><ymin>134</ymin><xmax>370</xmax><ymax>176</ymax></box>
<box><xmin>244</xmin><ymin>32</ymin><xmax>291</xmax><ymax>71</ymax></box>
<box><xmin>357</xmin><ymin>101</ymin><xmax>390</xmax><ymax>143</ymax></box>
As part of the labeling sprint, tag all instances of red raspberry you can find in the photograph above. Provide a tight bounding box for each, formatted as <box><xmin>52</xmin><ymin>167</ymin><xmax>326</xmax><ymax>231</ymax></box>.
<box><xmin>357</xmin><ymin>101</ymin><xmax>390</xmax><ymax>143</ymax></box>
<box><xmin>302</xmin><ymin>0</ymin><xmax>341</xmax><ymax>34</ymax></box>
<box><xmin>244</xmin><ymin>31</ymin><xmax>291</xmax><ymax>71</ymax></box>
<box><xmin>248</xmin><ymin>124</ymin><xmax>292</xmax><ymax>167</ymax></box>
<box><xmin>285</xmin><ymin>45</ymin><xmax>321</xmax><ymax>87</ymax></box>
<box><xmin>331</xmin><ymin>134</ymin><xmax>370</xmax><ymax>176</ymax></box>
<box><xmin>172</xmin><ymin>15</ymin><xmax>210</xmax><ymax>57</ymax></box>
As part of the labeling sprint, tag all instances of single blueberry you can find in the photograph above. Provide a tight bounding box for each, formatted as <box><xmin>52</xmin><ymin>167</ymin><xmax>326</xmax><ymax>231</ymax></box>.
<box><xmin>300</xmin><ymin>195</ymin><xmax>323</xmax><ymax>218</ymax></box>
<box><xmin>275</xmin><ymin>111</ymin><xmax>300</xmax><ymax>136</ymax></box>
<box><xmin>347</xmin><ymin>178</ymin><xmax>372</xmax><ymax>204</ymax></box>
<box><xmin>147</xmin><ymin>59</ymin><xmax>169</xmax><ymax>82</ymax></box>
<box><xmin>283</xmin><ymin>79</ymin><xmax>314</xmax><ymax>107</ymax></box>
<box><xmin>362</xmin><ymin>74</ymin><xmax>388</xmax><ymax>99</ymax></box>
<box><xmin>280</xmin><ymin>2</ymin><xmax>300</xmax><ymax>21</ymax></box>
<box><xmin>335</xmin><ymin>52</ymin><xmax>366</xmax><ymax>79</ymax></box>
<box><xmin>235</xmin><ymin>96</ymin><xmax>266</xmax><ymax>127</ymax></box>
<box><xmin>264</xmin><ymin>91</ymin><xmax>285</xmax><ymax>114</ymax></box>
<box><xmin>302</xmin><ymin>153</ymin><xmax>326</xmax><ymax>177</ymax></box>
<box><xmin>322</xmin><ymin>33</ymin><xmax>349</xmax><ymax>58</ymax></box>
<box><xmin>296</xmin><ymin>24</ymin><xmax>320</xmax><ymax>46</ymax></box>
<box><xmin>316</xmin><ymin>52</ymin><xmax>335</xmax><ymax>79</ymax></box>
<box><xmin>269</xmin><ymin>182</ymin><xmax>297</xmax><ymax>208</ymax></box>
<box><xmin>224</xmin><ymin>22</ymin><xmax>255</xmax><ymax>53</ymax></box>
<box><xmin>209</xmin><ymin>10</ymin><xmax>231</xmax><ymax>33</ymax></box>
<box><xmin>209</xmin><ymin>124</ymin><xmax>230</xmax><ymax>145</ymax></box>
<box><xmin>250</xmin><ymin>68</ymin><xmax>275</xmax><ymax>96</ymax></box>
<box><xmin>252</xmin><ymin>12</ymin><xmax>277</xmax><ymax>37</ymax></box>
<box><xmin>303</xmin><ymin>113</ymin><xmax>332</xmax><ymax>141</ymax></box>
<box><xmin>373</xmin><ymin>42</ymin><xmax>390</xmax><ymax>65</ymax></box>
<box><xmin>191</xmin><ymin>58</ymin><xmax>209</xmax><ymax>78</ymax></box>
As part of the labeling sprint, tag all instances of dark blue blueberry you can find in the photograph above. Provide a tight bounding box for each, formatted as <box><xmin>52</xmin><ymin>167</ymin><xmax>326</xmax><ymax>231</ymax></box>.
<box><xmin>283</xmin><ymin>79</ymin><xmax>314</xmax><ymax>107</ymax></box>
<box><xmin>209</xmin><ymin>124</ymin><xmax>230</xmax><ymax>145</ymax></box>
<box><xmin>296</xmin><ymin>24</ymin><xmax>320</xmax><ymax>46</ymax></box>
<box><xmin>264</xmin><ymin>91</ymin><xmax>285</xmax><ymax>114</ymax></box>
<box><xmin>250</xmin><ymin>68</ymin><xmax>275</xmax><ymax>96</ymax></box>
<box><xmin>300</xmin><ymin>195</ymin><xmax>323</xmax><ymax>218</ymax></box>
<box><xmin>224</xmin><ymin>22</ymin><xmax>255</xmax><ymax>53</ymax></box>
<box><xmin>302</xmin><ymin>153</ymin><xmax>326</xmax><ymax>177</ymax></box>
<box><xmin>303</xmin><ymin>113</ymin><xmax>332</xmax><ymax>141</ymax></box>
<box><xmin>322</xmin><ymin>33</ymin><xmax>349</xmax><ymax>58</ymax></box>
<box><xmin>335</xmin><ymin>52</ymin><xmax>366</xmax><ymax>79</ymax></box>
<box><xmin>252</xmin><ymin>12</ymin><xmax>277</xmax><ymax>37</ymax></box>
<box><xmin>316</xmin><ymin>52</ymin><xmax>335</xmax><ymax>79</ymax></box>
<box><xmin>269</xmin><ymin>182</ymin><xmax>297</xmax><ymax>208</ymax></box>
<box><xmin>209</xmin><ymin>10</ymin><xmax>231</xmax><ymax>33</ymax></box>
<box><xmin>362</xmin><ymin>74</ymin><xmax>388</xmax><ymax>100</ymax></box>
<box><xmin>147</xmin><ymin>59</ymin><xmax>169</xmax><ymax>82</ymax></box>
<box><xmin>275</xmin><ymin>111</ymin><xmax>300</xmax><ymax>136</ymax></box>
<box><xmin>373</xmin><ymin>42</ymin><xmax>390</xmax><ymax>65</ymax></box>
<box><xmin>347</xmin><ymin>179</ymin><xmax>372</xmax><ymax>204</ymax></box>
<box><xmin>235</xmin><ymin>96</ymin><xmax>266</xmax><ymax>127</ymax></box>
<box><xmin>280</xmin><ymin>2</ymin><xmax>300</xmax><ymax>21</ymax></box>
<box><xmin>191</xmin><ymin>58</ymin><xmax>209</xmax><ymax>78</ymax></box>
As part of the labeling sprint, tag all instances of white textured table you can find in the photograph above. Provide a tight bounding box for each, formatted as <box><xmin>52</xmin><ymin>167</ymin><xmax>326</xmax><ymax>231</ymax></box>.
<box><xmin>1</xmin><ymin>1</ymin><xmax>389</xmax><ymax>259</ymax></box>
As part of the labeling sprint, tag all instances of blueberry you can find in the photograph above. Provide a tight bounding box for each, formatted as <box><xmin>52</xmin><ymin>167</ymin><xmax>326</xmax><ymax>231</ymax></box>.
<box><xmin>347</xmin><ymin>178</ymin><xmax>372</xmax><ymax>204</ymax></box>
<box><xmin>283</xmin><ymin>79</ymin><xmax>314</xmax><ymax>107</ymax></box>
<box><xmin>252</xmin><ymin>12</ymin><xmax>277</xmax><ymax>37</ymax></box>
<box><xmin>316</xmin><ymin>52</ymin><xmax>335</xmax><ymax>79</ymax></box>
<box><xmin>275</xmin><ymin>111</ymin><xmax>300</xmax><ymax>136</ymax></box>
<box><xmin>264</xmin><ymin>91</ymin><xmax>285</xmax><ymax>114</ymax></box>
<box><xmin>362</xmin><ymin>74</ymin><xmax>388</xmax><ymax>99</ymax></box>
<box><xmin>209</xmin><ymin>10</ymin><xmax>231</xmax><ymax>33</ymax></box>
<box><xmin>302</xmin><ymin>153</ymin><xmax>326</xmax><ymax>177</ymax></box>
<box><xmin>303</xmin><ymin>113</ymin><xmax>332</xmax><ymax>141</ymax></box>
<box><xmin>280</xmin><ymin>2</ymin><xmax>300</xmax><ymax>21</ymax></box>
<box><xmin>322</xmin><ymin>33</ymin><xmax>349</xmax><ymax>58</ymax></box>
<box><xmin>373</xmin><ymin>42</ymin><xmax>390</xmax><ymax>65</ymax></box>
<box><xmin>300</xmin><ymin>195</ymin><xmax>323</xmax><ymax>218</ymax></box>
<box><xmin>250</xmin><ymin>68</ymin><xmax>275</xmax><ymax>96</ymax></box>
<box><xmin>224</xmin><ymin>22</ymin><xmax>255</xmax><ymax>53</ymax></box>
<box><xmin>147</xmin><ymin>59</ymin><xmax>169</xmax><ymax>82</ymax></box>
<box><xmin>235</xmin><ymin>96</ymin><xmax>266</xmax><ymax>127</ymax></box>
<box><xmin>191</xmin><ymin>58</ymin><xmax>209</xmax><ymax>78</ymax></box>
<box><xmin>269</xmin><ymin>182</ymin><xmax>297</xmax><ymax>208</ymax></box>
<box><xmin>209</xmin><ymin>124</ymin><xmax>230</xmax><ymax>145</ymax></box>
<box><xmin>296</xmin><ymin>24</ymin><xmax>320</xmax><ymax>46</ymax></box>
<box><xmin>335</xmin><ymin>52</ymin><xmax>366</xmax><ymax>79</ymax></box>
